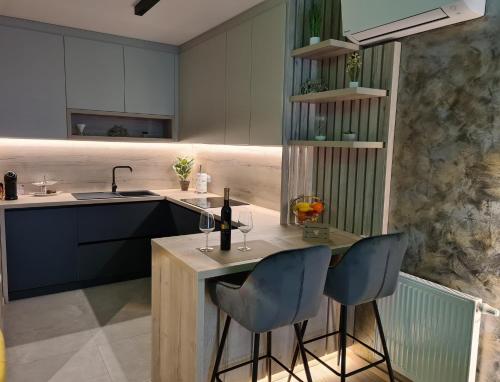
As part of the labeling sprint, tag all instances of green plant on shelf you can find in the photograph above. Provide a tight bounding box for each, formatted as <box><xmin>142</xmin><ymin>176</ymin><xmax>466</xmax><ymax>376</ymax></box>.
<box><xmin>172</xmin><ymin>157</ymin><xmax>194</xmax><ymax>181</ymax></box>
<box><xmin>346</xmin><ymin>52</ymin><xmax>362</xmax><ymax>84</ymax></box>
<box><xmin>300</xmin><ymin>79</ymin><xmax>328</xmax><ymax>95</ymax></box>
<box><xmin>309</xmin><ymin>0</ymin><xmax>322</xmax><ymax>38</ymax></box>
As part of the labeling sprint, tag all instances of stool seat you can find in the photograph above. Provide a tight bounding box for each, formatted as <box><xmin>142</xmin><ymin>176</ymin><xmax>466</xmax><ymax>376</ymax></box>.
<box><xmin>209</xmin><ymin>245</ymin><xmax>332</xmax><ymax>382</ymax></box>
<box><xmin>290</xmin><ymin>233</ymin><xmax>408</xmax><ymax>382</ymax></box>
<box><xmin>210</xmin><ymin>245</ymin><xmax>332</xmax><ymax>334</ymax></box>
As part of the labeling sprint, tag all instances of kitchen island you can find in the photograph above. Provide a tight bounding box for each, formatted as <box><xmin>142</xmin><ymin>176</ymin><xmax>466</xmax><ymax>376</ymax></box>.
<box><xmin>151</xmin><ymin>208</ymin><xmax>360</xmax><ymax>382</ymax></box>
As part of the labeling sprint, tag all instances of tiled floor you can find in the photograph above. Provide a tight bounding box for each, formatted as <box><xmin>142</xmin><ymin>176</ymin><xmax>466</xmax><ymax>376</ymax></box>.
<box><xmin>5</xmin><ymin>278</ymin><xmax>389</xmax><ymax>382</ymax></box>
<box><xmin>5</xmin><ymin>278</ymin><xmax>152</xmax><ymax>382</ymax></box>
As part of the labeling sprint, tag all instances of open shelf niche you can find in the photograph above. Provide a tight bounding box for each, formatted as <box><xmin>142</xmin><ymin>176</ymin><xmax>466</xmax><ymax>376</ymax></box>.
<box><xmin>67</xmin><ymin>109</ymin><xmax>174</xmax><ymax>142</ymax></box>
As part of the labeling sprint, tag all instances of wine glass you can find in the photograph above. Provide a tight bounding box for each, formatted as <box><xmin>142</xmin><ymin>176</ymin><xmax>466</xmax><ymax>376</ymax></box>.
<box><xmin>237</xmin><ymin>211</ymin><xmax>253</xmax><ymax>252</ymax></box>
<box><xmin>199</xmin><ymin>211</ymin><xmax>215</xmax><ymax>252</ymax></box>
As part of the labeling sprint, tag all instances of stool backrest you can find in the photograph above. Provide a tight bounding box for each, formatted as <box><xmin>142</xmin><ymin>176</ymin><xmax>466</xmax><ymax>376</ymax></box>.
<box><xmin>325</xmin><ymin>233</ymin><xmax>408</xmax><ymax>306</ymax></box>
<box><xmin>239</xmin><ymin>245</ymin><xmax>331</xmax><ymax>333</ymax></box>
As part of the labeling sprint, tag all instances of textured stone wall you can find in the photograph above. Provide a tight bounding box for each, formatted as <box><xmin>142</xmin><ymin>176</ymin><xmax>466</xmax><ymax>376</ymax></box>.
<box><xmin>389</xmin><ymin>1</ymin><xmax>500</xmax><ymax>380</ymax></box>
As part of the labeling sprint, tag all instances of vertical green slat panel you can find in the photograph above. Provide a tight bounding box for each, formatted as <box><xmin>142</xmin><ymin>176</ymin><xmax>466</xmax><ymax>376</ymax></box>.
<box><xmin>362</xmin><ymin>45</ymin><xmax>383</xmax><ymax>235</ymax></box>
<box><xmin>353</xmin><ymin>48</ymin><xmax>374</xmax><ymax>234</ymax></box>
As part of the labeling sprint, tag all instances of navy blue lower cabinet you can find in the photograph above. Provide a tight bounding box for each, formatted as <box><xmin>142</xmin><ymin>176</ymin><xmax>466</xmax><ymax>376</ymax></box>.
<box><xmin>78</xmin><ymin>238</ymin><xmax>151</xmax><ymax>284</ymax></box>
<box><xmin>4</xmin><ymin>200</ymin><xmax>219</xmax><ymax>299</ymax></box>
<box><xmin>167</xmin><ymin>201</ymin><xmax>221</xmax><ymax>235</ymax></box>
<box><xmin>78</xmin><ymin>201</ymin><xmax>171</xmax><ymax>243</ymax></box>
<box><xmin>5</xmin><ymin>207</ymin><xmax>78</xmax><ymax>297</ymax></box>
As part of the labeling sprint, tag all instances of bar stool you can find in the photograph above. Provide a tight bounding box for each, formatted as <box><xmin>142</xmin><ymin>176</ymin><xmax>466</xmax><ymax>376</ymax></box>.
<box><xmin>290</xmin><ymin>233</ymin><xmax>408</xmax><ymax>382</ymax></box>
<box><xmin>209</xmin><ymin>245</ymin><xmax>332</xmax><ymax>382</ymax></box>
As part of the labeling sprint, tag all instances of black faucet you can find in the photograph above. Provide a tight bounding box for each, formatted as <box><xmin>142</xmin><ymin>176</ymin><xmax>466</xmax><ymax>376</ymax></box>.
<box><xmin>112</xmin><ymin>166</ymin><xmax>133</xmax><ymax>193</ymax></box>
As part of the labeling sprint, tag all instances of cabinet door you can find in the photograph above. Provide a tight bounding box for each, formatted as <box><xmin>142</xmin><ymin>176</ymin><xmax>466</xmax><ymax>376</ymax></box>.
<box><xmin>78</xmin><ymin>238</ymin><xmax>151</xmax><ymax>282</ymax></box>
<box><xmin>225</xmin><ymin>21</ymin><xmax>252</xmax><ymax>145</ymax></box>
<box><xmin>124</xmin><ymin>47</ymin><xmax>175</xmax><ymax>116</ymax></box>
<box><xmin>180</xmin><ymin>33</ymin><xmax>226</xmax><ymax>144</ymax></box>
<box><xmin>0</xmin><ymin>25</ymin><xmax>67</xmax><ymax>139</ymax></box>
<box><xmin>65</xmin><ymin>37</ymin><xmax>125</xmax><ymax>112</ymax></box>
<box><xmin>77</xmin><ymin>201</ymin><xmax>170</xmax><ymax>243</ymax></box>
<box><xmin>5</xmin><ymin>208</ymin><xmax>78</xmax><ymax>293</ymax></box>
<box><xmin>250</xmin><ymin>3</ymin><xmax>286</xmax><ymax>145</ymax></box>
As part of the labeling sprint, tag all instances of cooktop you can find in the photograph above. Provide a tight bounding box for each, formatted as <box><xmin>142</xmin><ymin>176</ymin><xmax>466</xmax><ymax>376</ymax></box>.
<box><xmin>180</xmin><ymin>197</ymin><xmax>249</xmax><ymax>209</ymax></box>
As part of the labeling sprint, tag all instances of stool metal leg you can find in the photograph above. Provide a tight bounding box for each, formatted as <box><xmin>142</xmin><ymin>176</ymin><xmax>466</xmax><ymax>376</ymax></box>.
<box><xmin>287</xmin><ymin>320</ymin><xmax>308</xmax><ymax>382</ymax></box>
<box><xmin>267</xmin><ymin>332</ymin><xmax>272</xmax><ymax>382</ymax></box>
<box><xmin>337</xmin><ymin>303</ymin><xmax>347</xmax><ymax>367</ymax></box>
<box><xmin>211</xmin><ymin>316</ymin><xmax>232</xmax><ymax>382</ymax></box>
<box><xmin>294</xmin><ymin>323</ymin><xmax>313</xmax><ymax>382</ymax></box>
<box><xmin>372</xmin><ymin>301</ymin><xmax>395</xmax><ymax>382</ymax></box>
<box><xmin>252</xmin><ymin>333</ymin><xmax>261</xmax><ymax>382</ymax></box>
<box><xmin>339</xmin><ymin>304</ymin><xmax>347</xmax><ymax>382</ymax></box>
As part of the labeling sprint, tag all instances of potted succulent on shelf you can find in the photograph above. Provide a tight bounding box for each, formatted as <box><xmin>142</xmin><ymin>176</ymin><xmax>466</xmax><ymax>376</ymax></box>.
<box><xmin>346</xmin><ymin>52</ymin><xmax>362</xmax><ymax>88</ymax></box>
<box><xmin>173</xmin><ymin>156</ymin><xmax>194</xmax><ymax>191</ymax></box>
<box><xmin>342</xmin><ymin>130</ymin><xmax>357</xmax><ymax>141</ymax></box>
<box><xmin>309</xmin><ymin>0</ymin><xmax>322</xmax><ymax>45</ymax></box>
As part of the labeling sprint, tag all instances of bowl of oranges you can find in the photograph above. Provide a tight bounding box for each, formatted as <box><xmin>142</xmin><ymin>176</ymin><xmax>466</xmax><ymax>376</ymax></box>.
<box><xmin>291</xmin><ymin>196</ymin><xmax>325</xmax><ymax>225</ymax></box>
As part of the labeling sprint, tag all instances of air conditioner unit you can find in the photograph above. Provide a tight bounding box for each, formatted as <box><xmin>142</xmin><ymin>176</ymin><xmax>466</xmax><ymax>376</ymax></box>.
<box><xmin>341</xmin><ymin>0</ymin><xmax>486</xmax><ymax>45</ymax></box>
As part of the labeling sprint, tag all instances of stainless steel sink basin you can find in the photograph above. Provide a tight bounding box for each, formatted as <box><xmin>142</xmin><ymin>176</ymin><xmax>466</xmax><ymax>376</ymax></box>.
<box><xmin>72</xmin><ymin>190</ymin><xmax>160</xmax><ymax>200</ymax></box>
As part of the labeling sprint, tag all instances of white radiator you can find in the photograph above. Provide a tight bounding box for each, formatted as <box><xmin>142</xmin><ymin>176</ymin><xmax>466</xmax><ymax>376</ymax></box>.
<box><xmin>376</xmin><ymin>272</ymin><xmax>499</xmax><ymax>382</ymax></box>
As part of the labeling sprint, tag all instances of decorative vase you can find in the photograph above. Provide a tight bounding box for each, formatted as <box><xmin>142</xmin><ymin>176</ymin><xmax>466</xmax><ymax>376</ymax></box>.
<box><xmin>309</xmin><ymin>36</ymin><xmax>321</xmax><ymax>45</ymax></box>
<box><xmin>76</xmin><ymin>123</ymin><xmax>86</xmax><ymax>136</ymax></box>
<box><xmin>343</xmin><ymin>132</ymin><xmax>357</xmax><ymax>141</ymax></box>
<box><xmin>180</xmin><ymin>180</ymin><xmax>190</xmax><ymax>191</ymax></box>
<box><xmin>349</xmin><ymin>81</ymin><xmax>359</xmax><ymax>88</ymax></box>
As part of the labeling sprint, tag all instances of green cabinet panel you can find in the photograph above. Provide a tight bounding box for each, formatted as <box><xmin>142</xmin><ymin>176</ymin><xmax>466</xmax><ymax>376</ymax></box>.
<box><xmin>250</xmin><ymin>3</ymin><xmax>286</xmax><ymax>145</ymax></box>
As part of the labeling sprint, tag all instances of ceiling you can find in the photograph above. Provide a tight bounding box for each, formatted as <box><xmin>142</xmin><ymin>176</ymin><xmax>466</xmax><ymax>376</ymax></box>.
<box><xmin>0</xmin><ymin>0</ymin><xmax>266</xmax><ymax>45</ymax></box>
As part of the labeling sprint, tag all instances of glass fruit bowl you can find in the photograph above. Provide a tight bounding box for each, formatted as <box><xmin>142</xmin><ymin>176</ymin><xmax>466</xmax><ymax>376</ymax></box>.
<box><xmin>291</xmin><ymin>196</ymin><xmax>325</xmax><ymax>225</ymax></box>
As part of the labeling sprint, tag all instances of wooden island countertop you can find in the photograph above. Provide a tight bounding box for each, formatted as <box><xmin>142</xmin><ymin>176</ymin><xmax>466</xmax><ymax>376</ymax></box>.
<box><xmin>151</xmin><ymin>200</ymin><xmax>361</xmax><ymax>382</ymax></box>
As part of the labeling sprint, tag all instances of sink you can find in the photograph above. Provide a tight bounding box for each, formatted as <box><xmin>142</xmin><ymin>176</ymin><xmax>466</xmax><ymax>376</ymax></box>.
<box><xmin>118</xmin><ymin>190</ymin><xmax>159</xmax><ymax>197</ymax></box>
<box><xmin>72</xmin><ymin>190</ymin><xmax>159</xmax><ymax>200</ymax></box>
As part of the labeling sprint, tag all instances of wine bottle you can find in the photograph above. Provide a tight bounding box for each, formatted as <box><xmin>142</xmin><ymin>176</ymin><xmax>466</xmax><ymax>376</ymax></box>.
<box><xmin>220</xmin><ymin>187</ymin><xmax>232</xmax><ymax>251</ymax></box>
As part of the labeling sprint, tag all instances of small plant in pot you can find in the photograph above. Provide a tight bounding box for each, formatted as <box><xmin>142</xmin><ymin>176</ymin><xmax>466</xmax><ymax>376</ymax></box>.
<box><xmin>342</xmin><ymin>130</ymin><xmax>357</xmax><ymax>141</ymax></box>
<box><xmin>309</xmin><ymin>0</ymin><xmax>322</xmax><ymax>45</ymax></box>
<box><xmin>346</xmin><ymin>52</ymin><xmax>362</xmax><ymax>88</ymax></box>
<box><xmin>173</xmin><ymin>157</ymin><xmax>194</xmax><ymax>191</ymax></box>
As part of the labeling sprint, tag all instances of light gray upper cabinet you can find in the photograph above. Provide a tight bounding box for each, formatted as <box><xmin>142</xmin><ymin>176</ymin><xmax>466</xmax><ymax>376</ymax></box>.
<box><xmin>179</xmin><ymin>1</ymin><xmax>286</xmax><ymax>146</ymax></box>
<box><xmin>65</xmin><ymin>37</ymin><xmax>125</xmax><ymax>112</ymax></box>
<box><xmin>180</xmin><ymin>33</ymin><xmax>227</xmax><ymax>144</ymax></box>
<box><xmin>250</xmin><ymin>3</ymin><xmax>286</xmax><ymax>145</ymax></box>
<box><xmin>225</xmin><ymin>21</ymin><xmax>252</xmax><ymax>145</ymax></box>
<box><xmin>0</xmin><ymin>25</ymin><xmax>67</xmax><ymax>139</ymax></box>
<box><xmin>124</xmin><ymin>47</ymin><xmax>176</xmax><ymax>116</ymax></box>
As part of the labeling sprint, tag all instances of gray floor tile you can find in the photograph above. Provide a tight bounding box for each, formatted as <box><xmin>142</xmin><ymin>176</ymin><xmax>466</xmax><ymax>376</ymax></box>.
<box><xmin>7</xmin><ymin>342</ymin><xmax>109</xmax><ymax>382</ymax></box>
<box><xmin>98</xmin><ymin>333</ymin><xmax>151</xmax><ymax>382</ymax></box>
<box><xmin>5</xmin><ymin>279</ymin><xmax>152</xmax><ymax>382</ymax></box>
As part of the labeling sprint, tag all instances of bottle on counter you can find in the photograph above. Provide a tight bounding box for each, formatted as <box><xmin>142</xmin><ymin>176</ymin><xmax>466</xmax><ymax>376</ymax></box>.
<box><xmin>0</xmin><ymin>183</ymin><xmax>3</xmax><ymax>200</ymax></box>
<box><xmin>220</xmin><ymin>187</ymin><xmax>232</xmax><ymax>251</ymax></box>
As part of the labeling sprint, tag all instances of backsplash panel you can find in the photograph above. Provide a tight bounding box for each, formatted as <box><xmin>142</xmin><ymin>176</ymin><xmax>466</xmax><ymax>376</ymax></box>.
<box><xmin>0</xmin><ymin>140</ymin><xmax>282</xmax><ymax>210</ymax></box>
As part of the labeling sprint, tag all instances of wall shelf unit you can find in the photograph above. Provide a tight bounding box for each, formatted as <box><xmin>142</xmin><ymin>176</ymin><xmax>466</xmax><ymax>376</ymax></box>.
<box><xmin>291</xmin><ymin>39</ymin><xmax>359</xmax><ymax>60</ymax></box>
<box><xmin>288</xmin><ymin>140</ymin><xmax>385</xmax><ymax>149</ymax></box>
<box><xmin>67</xmin><ymin>109</ymin><xmax>174</xmax><ymax>142</ymax></box>
<box><xmin>290</xmin><ymin>87</ymin><xmax>387</xmax><ymax>103</ymax></box>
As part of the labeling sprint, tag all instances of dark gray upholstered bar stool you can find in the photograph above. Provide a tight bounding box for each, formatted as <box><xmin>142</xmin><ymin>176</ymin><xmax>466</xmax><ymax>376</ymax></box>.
<box><xmin>289</xmin><ymin>233</ymin><xmax>408</xmax><ymax>382</ymax></box>
<box><xmin>209</xmin><ymin>245</ymin><xmax>332</xmax><ymax>382</ymax></box>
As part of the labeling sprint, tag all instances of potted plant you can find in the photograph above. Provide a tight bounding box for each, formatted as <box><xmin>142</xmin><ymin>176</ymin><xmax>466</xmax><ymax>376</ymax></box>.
<box><xmin>309</xmin><ymin>0</ymin><xmax>322</xmax><ymax>45</ymax></box>
<box><xmin>342</xmin><ymin>130</ymin><xmax>357</xmax><ymax>141</ymax></box>
<box><xmin>173</xmin><ymin>157</ymin><xmax>194</xmax><ymax>191</ymax></box>
<box><xmin>346</xmin><ymin>52</ymin><xmax>362</xmax><ymax>87</ymax></box>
